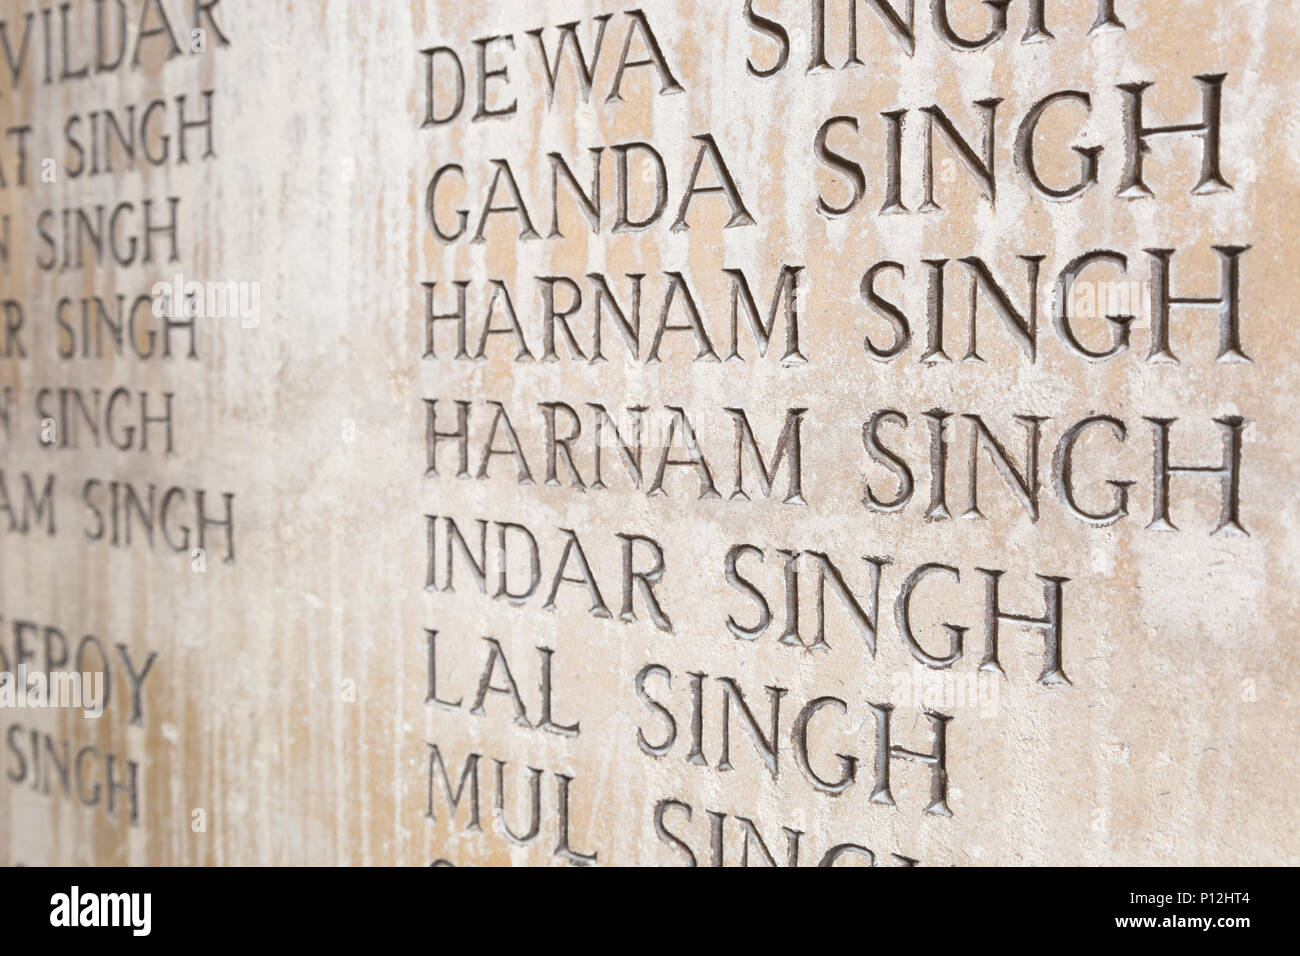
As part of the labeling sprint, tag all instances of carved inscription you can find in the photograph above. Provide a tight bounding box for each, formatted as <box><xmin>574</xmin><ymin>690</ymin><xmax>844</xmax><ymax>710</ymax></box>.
<box><xmin>415</xmin><ymin>0</ymin><xmax>1271</xmax><ymax>866</ymax></box>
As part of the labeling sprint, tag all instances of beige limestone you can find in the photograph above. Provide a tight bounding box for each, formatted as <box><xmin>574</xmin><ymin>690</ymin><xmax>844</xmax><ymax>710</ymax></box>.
<box><xmin>0</xmin><ymin>0</ymin><xmax>1297</xmax><ymax>866</ymax></box>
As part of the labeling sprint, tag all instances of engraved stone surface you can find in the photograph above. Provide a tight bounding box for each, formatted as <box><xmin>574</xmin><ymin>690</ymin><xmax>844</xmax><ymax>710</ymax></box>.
<box><xmin>0</xmin><ymin>0</ymin><xmax>1297</xmax><ymax>866</ymax></box>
